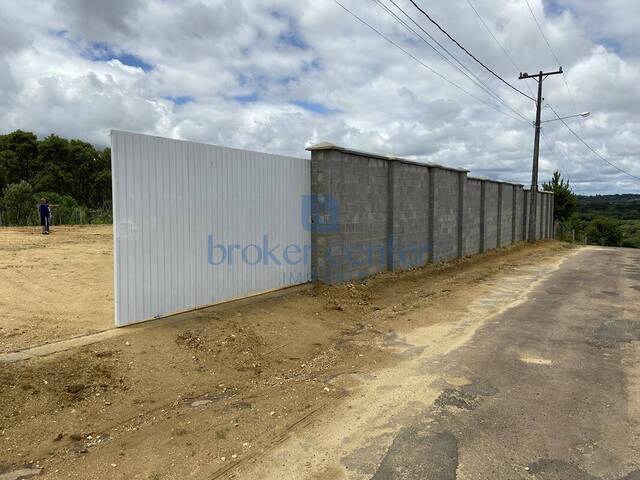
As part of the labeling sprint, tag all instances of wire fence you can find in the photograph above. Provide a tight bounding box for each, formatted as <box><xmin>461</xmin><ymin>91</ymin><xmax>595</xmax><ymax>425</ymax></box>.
<box><xmin>555</xmin><ymin>222</ymin><xmax>588</xmax><ymax>244</ymax></box>
<box><xmin>0</xmin><ymin>206</ymin><xmax>112</xmax><ymax>227</ymax></box>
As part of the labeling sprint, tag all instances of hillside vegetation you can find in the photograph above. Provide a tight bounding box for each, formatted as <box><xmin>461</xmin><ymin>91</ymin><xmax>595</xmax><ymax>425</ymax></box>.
<box><xmin>0</xmin><ymin>130</ymin><xmax>111</xmax><ymax>225</ymax></box>
<box><xmin>574</xmin><ymin>194</ymin><xmax>640</xmax><ymax>248</ymax></box>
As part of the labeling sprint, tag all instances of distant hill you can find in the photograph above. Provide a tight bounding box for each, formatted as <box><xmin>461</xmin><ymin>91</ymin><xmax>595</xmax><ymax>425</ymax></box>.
<box><xmin>577</xmin><ymin>194</ymin><xmax>640</xmax><ymax>220</ymax></box>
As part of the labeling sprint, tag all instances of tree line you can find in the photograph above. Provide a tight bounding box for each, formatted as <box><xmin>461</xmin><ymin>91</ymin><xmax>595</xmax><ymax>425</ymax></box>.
<box><xmin>543</xmin><ymin>171</ymin><xmax>632</xmax><ymax>247</ymax></box>
<box><xmin>0</xmin><ymin>130</ymin><xmax>112</xmax><ymax>225</ymax></box>
<box><xmin>0</xmin><ymin>129</ymin><xmax>633</xmax><ymax>247</ymax></box>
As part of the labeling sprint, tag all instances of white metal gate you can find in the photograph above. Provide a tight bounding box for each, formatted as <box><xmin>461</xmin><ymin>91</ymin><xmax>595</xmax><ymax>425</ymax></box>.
<box><xmin>111</xmin><ymin>130</ymin><xmax>311</xmax><ymax>326</ymax></box>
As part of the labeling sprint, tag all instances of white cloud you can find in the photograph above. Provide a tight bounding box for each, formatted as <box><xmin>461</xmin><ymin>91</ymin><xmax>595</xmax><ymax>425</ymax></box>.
<box><xmin>0</xmin><ymin>0</ymin><xmax>639</xmax><ymax>193</ymax></box>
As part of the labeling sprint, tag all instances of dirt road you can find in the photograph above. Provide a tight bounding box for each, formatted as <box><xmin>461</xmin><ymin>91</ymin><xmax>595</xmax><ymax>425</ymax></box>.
<box><xmin>0</xmin><ymin>226</ymin><xmax>113</xmax><ymax>353</ymax></box>
<box><xmin>0</xmin><ymin>241</ymin><xmax>577</xmax><ymax>479</ymax></box>
<box><xmin>237</xmin><ymin>246</ymin><xmax>640</xmax><ymax>480</ymax></box>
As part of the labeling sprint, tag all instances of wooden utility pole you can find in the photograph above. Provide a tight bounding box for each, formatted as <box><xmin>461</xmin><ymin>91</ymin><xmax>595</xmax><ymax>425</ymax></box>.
<box><xmin>519</xmin><ymin>68</ymin><xmax>563</xmax><ymax>242</ymax></box>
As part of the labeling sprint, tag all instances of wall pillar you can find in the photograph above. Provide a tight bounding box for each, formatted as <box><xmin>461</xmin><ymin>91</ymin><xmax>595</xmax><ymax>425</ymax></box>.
<box><xmin>386</xmin><ymin>161</ymin><xmax>396</xmax><ymax>271</ymax></box>
<box><xmin>496</xmin><ymin>183</ymin><xmax>503</xmax><ymax>247</ymax></box>
<box><xmin>550</xmin><ymin>195</ymin><xmax>555</xmax><ymax>238</ymax></box>
<box><xmin>511</xmin><ymin>186</ymin><xmax>517</xmax><ymax>243</ymax></box>
<box><xmin>457</xmin><ymin>171</ymin><xmax>466</xmax><ymax>258</ymax></box>
<box><xmin>479</xmin><ymin>181</ymin><xmax>486</xmax><ymax>253</ymax></box>
<box><xmin>428</xmin><ymin>168</ymin><xmax>435</xmax><ymax>263</ymax></box>
<box><xmin>523</xmin><ymin>190</ymin><xmax>529</xmax><ymax>241</ymax></box>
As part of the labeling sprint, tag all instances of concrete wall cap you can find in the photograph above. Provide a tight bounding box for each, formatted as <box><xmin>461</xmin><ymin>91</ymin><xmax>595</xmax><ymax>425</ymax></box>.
<box><xmin>523</xmin><ymin>188</ymin><xmax>554</xmax><ymax>194</ymax></box>
<box><xmin>305</xmin><ymin>142</ymin><xmax>469</xmax><ymax>173</ymax></box>
<box><xmin>467</xmin><ymin>175</ymin><xmax>524</xmax><ymax>187</ymax></box>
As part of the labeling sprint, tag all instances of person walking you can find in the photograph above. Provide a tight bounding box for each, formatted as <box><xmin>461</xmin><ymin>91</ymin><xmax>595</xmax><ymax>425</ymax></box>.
<box><xmin>38</xmin><ymin>198</ymin><xmax>51</xmax><ymax>234</ymax></box>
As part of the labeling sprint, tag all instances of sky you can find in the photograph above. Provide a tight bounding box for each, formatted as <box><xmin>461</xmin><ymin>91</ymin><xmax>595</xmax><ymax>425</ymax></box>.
<box><xmin>0</xmin><ymin>0</ymin><xmax>638</xmax><ymax>194</ymax></box>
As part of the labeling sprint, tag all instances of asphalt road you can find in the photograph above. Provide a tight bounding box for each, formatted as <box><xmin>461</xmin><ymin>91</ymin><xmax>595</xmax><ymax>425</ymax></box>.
<box><xmin>373</xmin><ymin>247</ymin><xmax>640</xmax><ymax>479</ymax></box>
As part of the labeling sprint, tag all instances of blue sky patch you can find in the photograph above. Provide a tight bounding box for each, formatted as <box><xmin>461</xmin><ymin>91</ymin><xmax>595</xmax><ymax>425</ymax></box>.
<box><xmin>291</xmin><ymin>100</ymin><xmax>336</xmax><ymax>115</ymax></box>
<box><xmin>233</xmin><ymin>92</ymin><xmax>260</xmax><ymax>104</ymax></box>
<box><xmin>600</xmin><ymin>38</ymin><xmax>624</xmax><ymax>55</ymax></box>
<box><xmin>87</xmin><ymin>41</ymin><xmax>154</xmax><ymax>72</ymax></box>
<box><xmin>543</xmin><ymin>0</ymin><xmax>566</xmax><ymax>16</ymax></box>
<box><xmin>165</xmin><ymin>95</ymin><xmax>195</xmax><ymax>106</ymax></box>
<box><xmin>55</xmin><ymin>31</ymin><xmax>154</xmax><ymax>73</ymax></box>
<box><xmin>271</xmin><ymin>9</ymin><xmax>308</xmax><ymax>50</ymax></box>
<box><xmin>279</xmin><ymin>29</ymin><xmax>307</xmax><ymax>50</ymax></box>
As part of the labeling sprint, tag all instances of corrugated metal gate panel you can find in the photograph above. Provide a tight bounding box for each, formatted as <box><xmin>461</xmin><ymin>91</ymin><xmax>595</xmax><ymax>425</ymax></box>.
<box><xmin>111</xmin><ymin>130</ymin><xmax>311</xmax><ymax>326</ymax></box>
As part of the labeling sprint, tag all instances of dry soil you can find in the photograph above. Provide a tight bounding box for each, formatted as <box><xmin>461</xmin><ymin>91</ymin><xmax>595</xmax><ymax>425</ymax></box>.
<box><xmin>0</xmin><ymin>226</ymin><xmax>574</xmax><ymax>479</ymax></box>
<box><xmin>0</xmin><ymin>226</ymin><xmax>113</xmax><ymax>353</ymax></box>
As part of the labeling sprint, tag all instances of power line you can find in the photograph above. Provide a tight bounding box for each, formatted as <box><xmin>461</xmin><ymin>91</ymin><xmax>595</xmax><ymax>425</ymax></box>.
<box><xmin>522</xmin><ymin>0</ymin><xmax>585</xmax><ymax>137</ymax></box>
<box><xmin>540</xmin><ymin>127</ymin><xmax>571</xmax><ymax>165</ymax></box>
<box><xmin>464</xmin><ymin>0</ymin><xmax>536</xmax><ymax>99</ymax></box>
<box><xmin>466</xmin><ymin>0</ymin><xmax>520</xmax><ymax>73</ymax></box>
<box><xmin>331</xmin><ymin>0</ymin><xmax>531</xmax><ymax>124</ymax></box>
<box><xmin>407</xmin><ymin>0</ymin><xmax>535</xmax><ymax>101</ymax></box>
<box><xmin>379</xmin><ymin>1</ymin><xmax>500</xmax><ymax>103</ymax></box>
<box><xmin>522</xmin><ymin>0</ymin><xmax>560</xmax><ymax>66</ymax></box>
<box><xmin>546</xmin><ymin>103</ymin><xmax>640</xmax><ymax>182</ymax></box>
<box><xmin>374</xmin><ymin>0</ymin><xmax>531</xmax><ymax>124</ymax></box>
<box><xmin>537</xmin><ymin>132</ymin><xmax>589</xmax><ymax>194</ymax></box>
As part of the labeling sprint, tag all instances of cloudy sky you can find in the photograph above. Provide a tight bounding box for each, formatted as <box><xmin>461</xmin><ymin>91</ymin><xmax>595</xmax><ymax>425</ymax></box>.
<box><xmin>1</xmin><ymin>0</ymin><xmax>638</xmax><ymax>194</ymax></box>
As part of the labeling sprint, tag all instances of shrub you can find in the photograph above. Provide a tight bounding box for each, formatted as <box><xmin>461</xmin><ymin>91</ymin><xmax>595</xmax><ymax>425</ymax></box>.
<box><xmin>33</xmin><ymin>191</ymin><xmax>85</xmax><ymax>225</ymax></box>
<box><xmin>1</xmin><ymin>181</ymin><xmax>37</xmax><ymax>226</ymax></box>
<box><xmin>585</xmin><ymin>217</ymin><xmax>623</xmax><ymax>247</ymax></box>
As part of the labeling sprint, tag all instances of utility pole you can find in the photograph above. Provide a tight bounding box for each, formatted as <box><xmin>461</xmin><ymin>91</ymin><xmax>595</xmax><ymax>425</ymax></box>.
<box><xmin>519</xmin><ymin>68</ymin><xmax>563</xmax><ymax>243</ymax></box>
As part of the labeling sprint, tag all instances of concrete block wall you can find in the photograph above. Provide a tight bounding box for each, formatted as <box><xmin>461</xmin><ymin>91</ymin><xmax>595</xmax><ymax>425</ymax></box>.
<box><xmin>543</xmin><ymin>193</ymin><xmax>548</xmax><ymax>238</ymax></box>
<box><xmin>536</xmin><ymin>192</ymin><xmax>543</xmax><ymax>240</ymax></box>
<box><xmin>389</xmin><ymin>162</ymin><xmax>430</xmax><ymax>271</ymax></box>
<box><xmin>549</xmin><ymin>195</ymin><xmax>556</xmax><ymax>238</ymax></box>
<box><xmin>523</xmin><ymin>190</ymin><xmax>530</xmax><ymax>241</ymax></box>
<box><xmin>514</xmin><ymin>188</ymin><xmax>525</xmax><ymax>242</ymax></box>
<box><xmin>522</xmin><ymin>188</ymin><xmax>554</xmax><ymax>241</ymax></box>
<box><xmin>462</xmin><ymin>178</ymin><xmax>482</xmax><ymax>256</ymax></box>
<box><xmin>309</xmin><ymin>148</ymin><xmax>389</xmax><ymax>284</ymax></box>
<box><xmin>499</xmin><ymin>184</ymin><xmax>514</xmax><ymax>247</ymax></box>
<box><xmin>431</xmin><ymin>168</ymin><xmax>462</xmax><ymax>263</ymax></box>
<box><xmin>545</xmin><ymin>195</ymin><xmax>554</xmax><ymax>238</ymax></box>
<box><xmin>307</xmin><ymin>143</ymin><xmax>554</xmax><ymax>283</ymax></box>
<box><xmin>483</xmin><ymin>182</ymin><xmax>499</xmax><ymax>251</ymax></box>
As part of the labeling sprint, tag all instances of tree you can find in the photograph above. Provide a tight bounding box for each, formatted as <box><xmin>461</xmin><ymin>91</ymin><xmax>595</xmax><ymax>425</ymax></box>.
<box><xmin>0</xmin><ymin>130</ymin><xmax>38</xmax><ymax>183</ymax></box>
<box><xmin>0</xmin><ymin>152</ymin><xmax>9</xmax><ymax>193</ymax></box>
<box><xmin>90</xmin><ymin>147</ymin><xmax>112</xmax><ymax>207</ymax></box>
<box><xmin>34</xmin><ymin>134</ymin><xmax>72</xmax><ymax>194</ymax></box>
<box><xmin>33</xmin><ymin>191</ymin><xmax>84</xmax><ymax>224</ymax></box>
<box><xmin>543</xmin><ymin>170</ymin><xmax>577</xmax><ymax>222</ymax></box>
<box><xmin>2</xmin><ymin>181</ymin><xmax>36</xmax><ymax>226</ymax></box>
<box><xmin>585</xmin><ymin>217</ymin><xmax>623</xmax><ymax>247</ymax></box>
<box><xmin>0</xmin><ymin>130</ymin><xmax>113</xmax><ymax>225</ymax></box>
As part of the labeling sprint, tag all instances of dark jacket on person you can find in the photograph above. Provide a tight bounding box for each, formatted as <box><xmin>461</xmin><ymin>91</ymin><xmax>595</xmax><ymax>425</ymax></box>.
<box><xmin>39</xmin><ymin>203</ymin><xmax>50</xmax><ymax>219</ymax></box>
